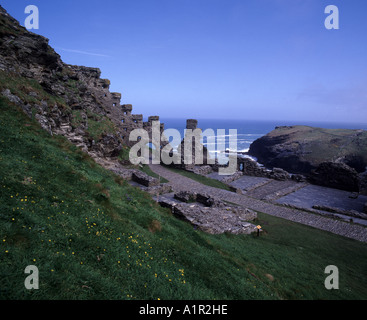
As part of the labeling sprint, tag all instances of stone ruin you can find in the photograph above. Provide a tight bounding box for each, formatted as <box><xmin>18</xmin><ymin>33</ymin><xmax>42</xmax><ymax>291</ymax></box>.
<box><xmin>76</xmin><ymin>67</ymin><xmax>169</xmax><ymax>151</ymax></box>
<box><xmin>157</xmin><ymin>191</ymin><xmax>259</xmax><ymax>235</ymax></box>
<box><xmin>175</xmin><ymin>119</ymin><xmax>213</xmax><ymax>171</ymax></box>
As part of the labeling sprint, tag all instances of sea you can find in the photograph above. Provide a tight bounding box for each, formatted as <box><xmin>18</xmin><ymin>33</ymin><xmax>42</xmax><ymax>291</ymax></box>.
<box><xmin>157</xmin><ymin>118</ymin><xmax>367</xmax><ymax>164</ymax></box>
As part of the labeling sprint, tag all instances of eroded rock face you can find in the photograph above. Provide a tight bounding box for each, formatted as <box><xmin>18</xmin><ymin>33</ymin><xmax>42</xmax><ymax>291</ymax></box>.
<box><xmin>248</xmin><ymin>125</ymin><xmax>367</xmax><ymax>176</ymax></box>
<box><xmin>0</xmin><ymin>5</ymin><xmax>169</xmax><ymax>163</ymax></box>
<box><xmin>359</xmin><ymin>171</ymin><xmax>367</xmax><ymax>195</ymax></box>
<box><xmin>310</xmin><ymin>162</ymin><xmax>360</xmax><ymax>192</ymax></box>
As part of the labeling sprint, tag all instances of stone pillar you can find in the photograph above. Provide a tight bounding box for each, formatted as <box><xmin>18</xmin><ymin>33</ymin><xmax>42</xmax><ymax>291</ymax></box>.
<box><xmin>111</xmin><ymin>92</ymin><xmax>121</xmax><ymax>107</ymax></box>
<box><xmin>148</xmin><ymin>116</ymin><xmax>160</xmax><ymax>123</ymax></box>
<box><xmin>186</xmin><ymin>119</ymin><xmax>198</xmax><ymax>130</ymax></box>
<box><xmin>122</xmin><ymin>104</ymin><xmax>132</xmax><ymax>116</ymax></box>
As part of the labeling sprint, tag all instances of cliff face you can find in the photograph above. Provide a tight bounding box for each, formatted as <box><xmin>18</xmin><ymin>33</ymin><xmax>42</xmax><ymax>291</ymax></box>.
<box><xmin>0</xmin><ymin>5</ymin><xmax>164</xmax><ymax>163</ymax></box>
<box><xmin>249</xmin><ymin>125</ymin><xmax>367</xmax><ymax>192</ymax></box>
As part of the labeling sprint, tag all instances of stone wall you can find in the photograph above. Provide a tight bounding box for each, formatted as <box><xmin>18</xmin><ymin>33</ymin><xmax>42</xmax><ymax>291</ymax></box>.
<box><xmin>158</xmin><ymin>191</ymin><xmax>258</xmax><ymax>235</ymax></box>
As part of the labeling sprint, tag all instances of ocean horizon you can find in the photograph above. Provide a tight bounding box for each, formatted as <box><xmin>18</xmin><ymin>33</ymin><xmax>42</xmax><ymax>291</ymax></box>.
<box><xmin>157</xmin><ymin>118</ymin><xmax>367</xmax><ymax>159</ymax></box>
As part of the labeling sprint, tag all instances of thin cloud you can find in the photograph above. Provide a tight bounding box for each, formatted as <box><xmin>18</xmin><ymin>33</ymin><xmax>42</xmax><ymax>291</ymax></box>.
<box><xmin>57</xmin><ymin>47</ymin><xmax>111</xmax><ymax>58</ymax></box>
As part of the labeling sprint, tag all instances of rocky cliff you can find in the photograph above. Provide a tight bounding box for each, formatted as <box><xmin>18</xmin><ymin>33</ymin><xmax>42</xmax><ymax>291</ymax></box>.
<box><xmin>0</xmin><ymin>5</ymin><xmax>165</xmax><ymax>166</ymax></box>
<box><xmin>248</xmin><ymin>125</ymin><xmax>367</xmax><ymax>192</ymax></box>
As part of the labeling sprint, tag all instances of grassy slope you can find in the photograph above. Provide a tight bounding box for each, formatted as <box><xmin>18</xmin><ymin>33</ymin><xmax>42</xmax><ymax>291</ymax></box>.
<box><xmin>1</xmin><ymin>97</ymin><xmax>367</xmax><ymax>300</ymax></box>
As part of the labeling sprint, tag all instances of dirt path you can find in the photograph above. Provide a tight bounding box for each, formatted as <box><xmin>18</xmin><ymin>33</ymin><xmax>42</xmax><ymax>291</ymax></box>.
<box><xmin>149</xmin><ymin>164</ymin><xmax>367</xmax><ymax>242</ymax></box>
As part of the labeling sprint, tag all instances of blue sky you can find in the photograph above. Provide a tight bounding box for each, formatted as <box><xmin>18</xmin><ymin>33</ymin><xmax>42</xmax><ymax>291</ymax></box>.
<box><xmin>2</xmin><ymin>0</ymin><xmax>367</xmax><ymax>123</ymax></box>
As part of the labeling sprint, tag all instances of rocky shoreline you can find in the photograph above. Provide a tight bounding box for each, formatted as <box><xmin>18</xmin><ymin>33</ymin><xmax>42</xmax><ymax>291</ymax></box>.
<box><xmin>248</xmin><ymin>125</ymin><xmax>367</xmax><ymax>193</ymax></box>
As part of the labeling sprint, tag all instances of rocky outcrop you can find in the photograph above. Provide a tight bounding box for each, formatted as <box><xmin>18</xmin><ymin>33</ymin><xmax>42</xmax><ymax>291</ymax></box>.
<box><xmin>248</xmin><ymin>125</ymin><xmax>367</xmax><ymax>192</ymax></box>
<box><xmin>310</xmin><ymin>162</ymin><xmax>360</xmax><ymax>192</ymax></box>
<box><xmin>0</xmin><ymin>5</ymin><xmax>169</xmax><ymax>164</ymax></box>
<box><xmin>248</xmin><ymin>125</ymin><xmax>367</xmax><ymax>176</ymax></box>
<box><xmin>360</xmin><ymin>171</ymin><xmax>367</xmax><ymax>195</ymax></box>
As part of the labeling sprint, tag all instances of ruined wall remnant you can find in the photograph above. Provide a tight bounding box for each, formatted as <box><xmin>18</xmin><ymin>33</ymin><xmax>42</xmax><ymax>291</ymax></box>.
<box><xmin>173</xmin><ymin>119</ymin><xmax>212</xmax><ymax>171</ymax></box>
<box><xmin>186</xmin><ymin>119</ymin><xmax>198</xmax><ymax>130</ymax></box>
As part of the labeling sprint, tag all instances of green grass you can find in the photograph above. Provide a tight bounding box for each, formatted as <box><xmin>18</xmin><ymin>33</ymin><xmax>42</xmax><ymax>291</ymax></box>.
<box><xmin>165</xmin><ymin>166</ymin><xmax>233</xmax><ymax>192</ymax></box>
<box><xmin>86</xmin><ymin>116</ymin><xmax>117</xmax><ymax>142</ymax></box>
<box><xmin>0</xmin><ymin>70</ymin><xmax>69</xmax><ymax>112</ymax></box>
<box><xmin>1</xmin><ymin>96</ymin><xmax>367</xmax><ymax>300</ymax></box>
<box><xmin>266</xmin><ymin>125</ymin><xmax>367</xmax><ymax>167</ymax></box>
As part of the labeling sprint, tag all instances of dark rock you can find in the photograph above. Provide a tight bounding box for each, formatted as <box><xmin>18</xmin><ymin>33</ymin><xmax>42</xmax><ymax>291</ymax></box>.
<box><xmin>291</xmin><ymin>174</ymin><xmax>307</xmax><ymax>182</ymax></box>
<box><xmin>359</xmin><ymin>171</ymin><xmax>367</xmax><ymax>195</ymax></box>
<box><xmin>174</xmin><ymin>191</ymin><xmax>197</xmax><ymax>203</ymax></box>
<box><xmin>248</xmin><ymin>125</ymin><xmax>367</xmax><ymax>176</ymax></box>
<box><xmin>310</xmin><ymin>162</ymin><xmax>360</xmax><ymax>192</ymax></box>
<box><xmin>132</xmin><ymin>171</ymin><xmax>160</xmax><ymax>188</ymax></box>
